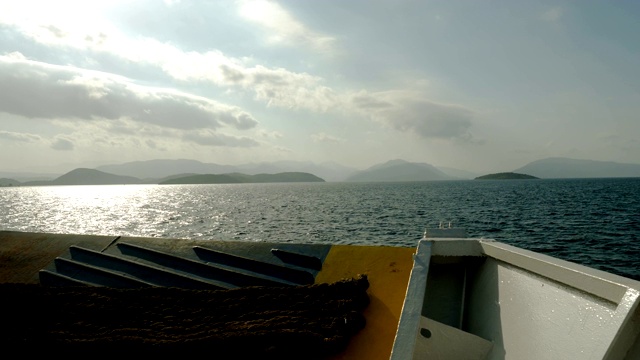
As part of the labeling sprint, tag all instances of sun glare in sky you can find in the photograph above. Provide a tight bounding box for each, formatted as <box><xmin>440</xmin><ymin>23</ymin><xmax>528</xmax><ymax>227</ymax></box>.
<box><xmin>1</xmin><ymin>1</ymin><xmax>639</xmax><ymax>174</ymax></box>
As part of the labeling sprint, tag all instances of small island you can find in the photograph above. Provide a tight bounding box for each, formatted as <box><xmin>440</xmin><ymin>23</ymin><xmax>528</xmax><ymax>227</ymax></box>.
<box><xmin>475</xmin><ymin>172</ymin><xmax>539</xmax><ymax>180</ymax></box>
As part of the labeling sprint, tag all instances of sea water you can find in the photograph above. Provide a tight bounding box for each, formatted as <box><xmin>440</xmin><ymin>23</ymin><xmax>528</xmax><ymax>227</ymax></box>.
<box><xmin>1</xmin><ymin>178</ymin><xmax>638</xmax><ymax>280</ymax></box>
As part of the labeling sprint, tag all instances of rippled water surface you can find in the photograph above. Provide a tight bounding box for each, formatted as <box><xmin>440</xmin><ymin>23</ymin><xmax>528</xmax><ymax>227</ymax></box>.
<box><xmin>1</xmin><ymin>178</ymin><xmax>639</xmax><ymax>280</ymax></box>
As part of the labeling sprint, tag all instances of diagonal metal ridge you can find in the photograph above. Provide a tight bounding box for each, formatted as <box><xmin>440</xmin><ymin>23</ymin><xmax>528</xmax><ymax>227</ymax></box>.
<box><xmin>117</xmin><ymin>242</ymin><xmax>295</xmax><ymax>287</ymax></box>
<box><xmin>270</xmin><ymin>248</ymin><xmax>323</xmax><ymax>270</ymax></box>
<box><xmin>68</xmin><ymin>246</ymin><xmax>226</xmax><ymax>289</ymax></box>
<box><xmin>51</xmin><ymin>257</ymin><xmax>156</xmax><ymax>288</ymax></box>
<box><xmin>192</xmin><ymin>245</ymin><xmax>316</xmax><ymax>285</ymax></box>
<box><xmin>39</xmin><ymin>269</ymin><xmax>95</xmax><ymax>287</ymax></box>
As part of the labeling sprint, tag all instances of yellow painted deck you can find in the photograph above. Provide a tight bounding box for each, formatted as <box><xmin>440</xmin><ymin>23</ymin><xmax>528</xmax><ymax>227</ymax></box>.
<box><xmin>0</xmin><ymin>231</ymin><xmax>416</xmax><ymax>359</ymax></box>
<box><xmin>318</xmin><ymin>245</ymin><xmax>415</xmax><ymax>360</ymax></box>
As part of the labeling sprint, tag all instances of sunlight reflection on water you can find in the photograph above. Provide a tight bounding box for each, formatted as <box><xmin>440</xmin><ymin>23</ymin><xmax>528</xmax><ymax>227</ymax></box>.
<box><xmin>1</xmin><ymin>179</ymin><xmax>639</xmax><ymax>280</ymax></box>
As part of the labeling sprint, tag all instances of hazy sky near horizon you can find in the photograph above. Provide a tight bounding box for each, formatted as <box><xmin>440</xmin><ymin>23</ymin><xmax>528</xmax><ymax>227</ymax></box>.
<box><xmin>1</xmin><ymin>0</ymin><xmax>639</xmax><ymax>174</ymax></box>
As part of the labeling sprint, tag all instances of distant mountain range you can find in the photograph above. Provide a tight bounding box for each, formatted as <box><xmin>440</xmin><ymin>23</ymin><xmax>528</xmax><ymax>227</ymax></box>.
<box><xmin>159</xmin><ymin>172</ymin><xmax>324</xmax><ymax>184</ymax></box>
<box><xmin>1</xmin><ymin>158</ymin><xmax>477</xmax><ymax>184</ymax></box>
<box><xmin>95</xmin><ymin>159</ymin><xmax>355</xmax><ymax>183</ymax></box>
<box><xmin>1</xmin><ymin>157</ymin><xmax>639</xmax><ymax>186</ymax></box>
<box><xmin>344</xmin><ymin>159</ymin><xmax>458</xmax><ymax>182</ymax></box>
<box><xmin>0</xmin><ymin>168</ymin><xmax>325</xmax><ymax>187</ymax></box>
<box><xmin>514</xmin><ymin>157</ymin><xmax>640</xmax><ymax>179</ymax></box>
<box><xmin>96</xmin><ymin>159</ymin><xmax>482</xmax><ymax>182</ymax></box>
<box><xmin>1</xmin><ymin>169</ymin><xmax>134</xmax><ymax>187</ymax></box>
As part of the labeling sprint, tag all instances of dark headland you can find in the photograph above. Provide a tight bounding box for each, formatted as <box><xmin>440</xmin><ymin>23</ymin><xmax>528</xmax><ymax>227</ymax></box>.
<box><xmin>475</xmin><ymin>172</ymin><xmax>539</xmax><ymax>180</ymax></box>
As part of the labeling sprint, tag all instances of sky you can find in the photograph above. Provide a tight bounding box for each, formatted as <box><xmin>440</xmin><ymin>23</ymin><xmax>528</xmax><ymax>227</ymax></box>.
<box><xmin>1</xmin><ymin>0</ymin><xmax>639</xmax><ymax>174</ymax></box>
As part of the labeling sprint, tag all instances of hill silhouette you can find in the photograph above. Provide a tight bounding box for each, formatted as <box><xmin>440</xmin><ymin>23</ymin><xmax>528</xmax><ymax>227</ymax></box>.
<box><xmin>97</xmin><ymin>159</ymin><xmax>353</xmax><ymax>182</ymax></box>
<box><xmin>49</xmin><ymin>168</ymin><xmax>142</xmax><ymax>185</ymax></box>
<box><xmin>5</xmin><ymin>157</ymin><xmax>640</xmax><ymax>184</ymax></box>
<box><xmin>345</xmin><ymin>159</ymin><xmax>457</xmax><ymax>182</ymax></box>
<box><xmin>12</xmin><ymin>169</ymin><xmax>325</xmax><ymax>186</ymax></box>
<box><xmin>97</xmin><ymin>159</ymin><xmax>238</xmax><ymax>179</ymax></box>
<box><xmin>0</xmin><ymin>178</ymin><xmax>20</xmax><ymax>187</ymax></box>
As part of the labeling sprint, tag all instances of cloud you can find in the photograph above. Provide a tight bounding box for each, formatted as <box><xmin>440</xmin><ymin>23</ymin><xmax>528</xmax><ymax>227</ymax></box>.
<box><xmin>50</xmin><ymin>136</ymin><xmax>74</xmax><ymax>150</ymax></box>
<box><xmin>0</xmin><ymin>1</ymin><xmax>122</xmax><ymax>49</ymax></box>
<box><xmin>166</xmin><ymin>58</ymin><xmax>339</xmax><ymax>112</ymax></box>
<box><xmin>0</xmin><ymin>4</ymin><xmax>479</xmax><ymax>149</ymax></box>
<box><xmin>145</xmin><ymin>139</ymin><xmax>162</xmax><ymax>150</ymax></box>
<box><xmin>72</xmin><ymin>118</ymin><xmax>257</xmax><ymax>149</ymax></box>
<box><xmin>273</xmin><ymin>145</ymin><xmax>293</xmax><ymax>154</ymax></box>
<box><xmin>259</xmin><ymin>130</ymin><xmax>284</xmax><ymax>139</ymax></box>
<box><xmin>238</xmin><ymin>0</ymin><xmax>336</xmax><ymax>52</ymax></box>
<box><xmin>350</xmin><ymin>92</ymin><xmax>394</xmax><ymax>110</ymax></box>
<box><xmin>248</xmin><ymin>66</ymin><xmax>338</xmax><ymax>111</ymax></box>
<box><xmin>0</xmin><ymin>53</ymin><xmax>258</xmax><ymax>131</ymax></box>
<box><xmin>541</xmin><ymin>7</ymin><xmax>563</xmax><ymax>22</ymax></box>
<box><xmin>311</xmin><ymin>132</ymin><xmax>344</xmax><ymax>144</ymax></box>
<box><xmin>0</xmin><ymin>7</ymin><xmax>340</xmax><ymax>114</ymax></box>
<box><xmin>0</xmin><ymin>130</ymin><xmax>42</xmax><ymax>142</ymax></box>
<box><xmin>94</xmin><ymin>119</ymin><xmax>165</xmax><ymax>136</ymax></box>
<box><xmin>349</xmin><ymin>90</ymin><xmax>477</xmax><ymax>141</ymax></box>
<box><xmin>182</xmin><ymin>130</ymin><xmax>259</xmax><ymax>147</ymax></box>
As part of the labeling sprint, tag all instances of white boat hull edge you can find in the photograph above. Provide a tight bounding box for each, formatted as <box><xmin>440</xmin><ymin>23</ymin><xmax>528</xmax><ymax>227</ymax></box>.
<box><xmin>390</xmin><ymin>235</ymin><xmax>640</xmax><ymax>360</ymax></box>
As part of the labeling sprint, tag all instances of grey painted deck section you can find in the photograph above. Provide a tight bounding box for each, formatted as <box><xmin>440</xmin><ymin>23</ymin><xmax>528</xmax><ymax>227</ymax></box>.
<box><xmin>0</xmin><ymin>231</ymin><xmax>331</xmax><ymax>289</ymax></box>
